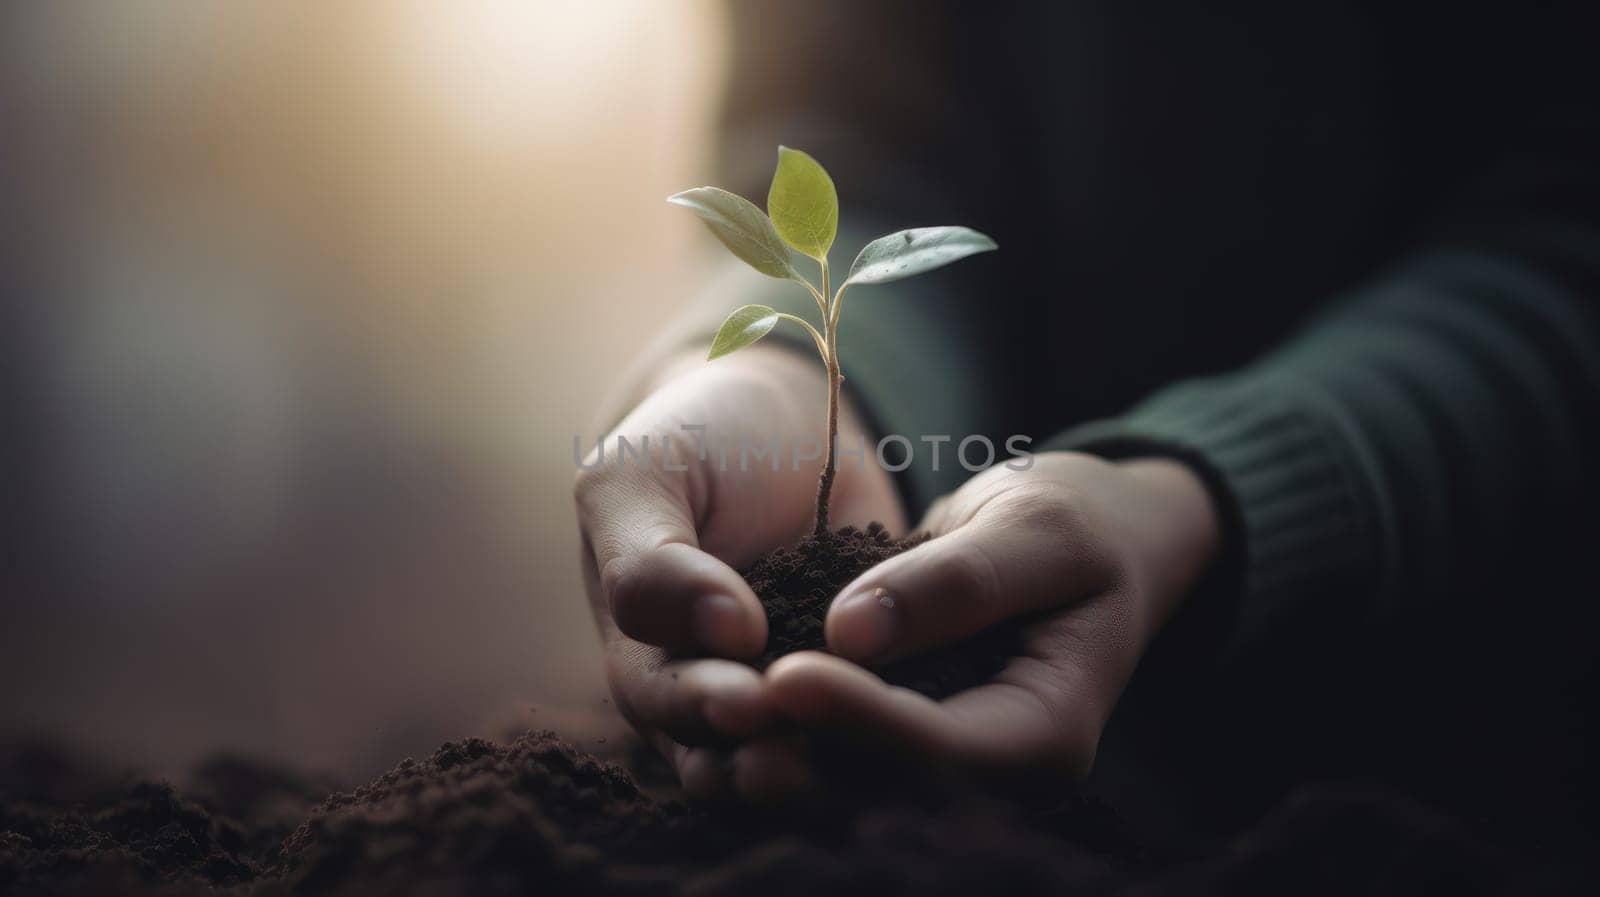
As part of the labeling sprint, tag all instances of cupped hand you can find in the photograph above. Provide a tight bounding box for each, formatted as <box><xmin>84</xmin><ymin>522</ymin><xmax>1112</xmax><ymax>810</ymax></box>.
<box><xmin>574</xmin><ymin>345</ymin><xmax>905</xmax><ymax>795</ymax></box>
<box><xmin>725</xmin><ymin>451</ymin><xmax>1222</xmax><ymax>800</ymax></box>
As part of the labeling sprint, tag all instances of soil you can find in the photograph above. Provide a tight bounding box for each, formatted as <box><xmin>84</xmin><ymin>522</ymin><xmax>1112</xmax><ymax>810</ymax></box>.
<box><xmin>742</xmin><ymin>523</ymin><xmax>1018</xmax><ymax>698</ymax></box>
<box><xmin>1</xmin><ymin>531</ymin><xmax>1584</xmax><ymax>894</ymax></box>
<box><xmin>0</xmin><ymin>731</ymin><xmax>1547</xmax><ymax>897</ymax></box>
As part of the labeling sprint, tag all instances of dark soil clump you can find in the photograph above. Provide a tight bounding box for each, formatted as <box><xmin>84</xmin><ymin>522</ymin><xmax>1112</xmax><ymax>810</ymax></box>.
<box><xmin>741</xmin><ymin>523</ymin><xmax>1018</xmax><ymax>698</ymax></box>
<box><xmin>1</xmin><ymin>732</ymin><xmax>1544</xmax><ymax>897</ymax></box>
<box><xmin>0</xmin><ymin>777</ymin><xmax>262</xmax><ymax>895</ymax></box>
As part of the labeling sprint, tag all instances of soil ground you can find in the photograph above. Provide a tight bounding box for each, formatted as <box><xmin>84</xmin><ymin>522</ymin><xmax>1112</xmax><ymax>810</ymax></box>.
<box><xmin>3</xmin><ymin>728</ymin><xmax>1576</xmax><ymax>896</ymax></box>
<box><xmin>3</xmin><ymin>527</ymin><xmax>1590</xmax><ymax>895</ymax></box>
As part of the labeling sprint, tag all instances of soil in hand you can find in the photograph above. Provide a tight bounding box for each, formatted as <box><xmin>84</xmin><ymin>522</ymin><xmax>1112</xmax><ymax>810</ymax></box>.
<box><xmin>741</xmin><ymin>522</ymin><xmax>1019</xmax><ymax>699</ymax></box>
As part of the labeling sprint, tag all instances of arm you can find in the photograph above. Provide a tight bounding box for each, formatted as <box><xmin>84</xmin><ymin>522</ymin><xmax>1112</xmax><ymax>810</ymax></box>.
<box><xmin>1049</xmin><ymin>170</ymin><xmax>1600</xmax><ymax>647</ymax></box>
<box><xmin>730</xmin><ymin>176</ymin><xmax>1600</xmax><ymax>800</ymax></box>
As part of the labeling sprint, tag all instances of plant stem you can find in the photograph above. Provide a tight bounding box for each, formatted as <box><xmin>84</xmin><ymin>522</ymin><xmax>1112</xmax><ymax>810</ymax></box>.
<box><xmin>796</xmin><ymin>276</ymin><xmax>828</xmax><ymax>317</ymax></box>
<box><xmin>774</xmin><ymin>313</ymin><xmax>828</xmax><ymax>361</ymax></box>
<box><xmin>814</xmin><ymin>257</ymin><xmax>839</xmax><ymax>536</ymax></box>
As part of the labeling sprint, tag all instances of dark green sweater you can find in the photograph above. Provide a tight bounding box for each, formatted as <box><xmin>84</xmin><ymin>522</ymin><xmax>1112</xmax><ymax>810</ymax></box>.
<box><xmin>691</xmin><ymin>1</ymin><xmax>1600</xmax><ymax>655</ymax></box>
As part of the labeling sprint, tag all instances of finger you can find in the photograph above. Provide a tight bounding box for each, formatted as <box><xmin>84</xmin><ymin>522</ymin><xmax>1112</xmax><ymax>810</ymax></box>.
<box><xmin>609</xmin><ymin>649</ymin><xmax>778</xmax><ymax>746</ymax></box>
<box><xmin>765</xmin><ymin>651</ymin><xmax>1097</xmax><ymax>783</ymax></box>
<box><xmin>607</xmin><ymin>541</ymin><xmax>767</xmax><ymax>659</ymax></box>
<box><xmin>577</xmin><ymin>467</ymin><xmax>765</xmax><ymax>657</ymax></box>
<box><xmin>730</xmin><ymin>736</ymin><xmax>814</xmax><ymax>804</ymax></box>
<box><xmin>668</xmin><ymin>740</ymin><xmax>732</xmax><ymax>800</ymax></box>
<box><xmin>766</xmin><ymin>652</ymin><xmax>961</xmax><ymax>754</ymax></box>
<box><xmin>825</xmin><ymin>490</ymin><xmax>1111</xmax><ymax>664</ymax></box>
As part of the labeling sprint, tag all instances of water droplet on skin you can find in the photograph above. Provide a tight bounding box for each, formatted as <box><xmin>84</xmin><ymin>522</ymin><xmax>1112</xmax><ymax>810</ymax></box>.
<box><xmin>873</xmin><ymin>587</ymin><xmax>895</xmax><ymax>609</ymax></box>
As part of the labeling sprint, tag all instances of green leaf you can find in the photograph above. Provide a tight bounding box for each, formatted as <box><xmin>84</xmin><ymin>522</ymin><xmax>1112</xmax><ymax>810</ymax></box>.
<box><xmin>767</xmin><ymin>147</ymin><xmax>838</xmax><ymax>260</ymax></box>
<box><xmin>844</xmin><ymin>226</ymin><xmax>998</xmax><ymax>287</ymax></box>
<box><xmin>668</xmin><ymin>187</ymin><xmax>799</xmax><ymax>280</ymax></box>
<box><xmin>708</xmin><ymin>304</ymin><xmax>781</xmax><ymax>360</ymax></box>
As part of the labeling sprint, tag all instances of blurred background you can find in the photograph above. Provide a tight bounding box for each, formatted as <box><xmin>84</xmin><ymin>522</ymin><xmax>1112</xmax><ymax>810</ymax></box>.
<box><xmin>2</xmin><ymin>0</ymin><xmax>728</xmax><ymax>781</ymax></box>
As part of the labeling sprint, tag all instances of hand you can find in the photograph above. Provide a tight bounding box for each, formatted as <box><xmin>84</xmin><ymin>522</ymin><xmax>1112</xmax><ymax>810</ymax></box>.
<box><xmin>574</xmin><ymin>345</ymin><xmax>905</xmax><ymax>795</ymax></box>
<box><xmin>727</xmin><ymin>451</ymin><xmax>1222</xmax><ymax>799</ymax></box>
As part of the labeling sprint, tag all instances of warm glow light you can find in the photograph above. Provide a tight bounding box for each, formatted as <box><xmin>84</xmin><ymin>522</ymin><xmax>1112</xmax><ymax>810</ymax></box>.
<box><xmin>6</xmin><ymin>0</ymin><xmax>726</xmax><ymax>774</ymax></box>
<box><xmin>394</xmin><ymin>0</ymin><xmax>649</xmax><ymax>151</ymax></box>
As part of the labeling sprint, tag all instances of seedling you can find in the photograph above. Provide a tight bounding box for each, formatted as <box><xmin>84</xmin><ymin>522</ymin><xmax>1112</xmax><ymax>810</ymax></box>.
<box><xmin>669</xmin><ymin>147</ymin><xmax>997</xmax><ymax>535</ymax></box>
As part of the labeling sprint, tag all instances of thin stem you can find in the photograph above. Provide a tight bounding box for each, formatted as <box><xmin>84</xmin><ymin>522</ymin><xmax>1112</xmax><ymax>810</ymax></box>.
<box><xmin>829</xmin><ymin>282</ymin><xmax>849</xmax><ymax>331</ymax></box>
<box><xmin>793</xmin><ymin>274</ymin><xmax>828</xmax><ymax>317</ymax></box>
<box><xmin>814</xmin><ymin>257</ymin><xmax>840</xmax><ymax>536</ymax></box>
<box><xmin>774</xmin><ymin>313</ymin><xmax>828</xmax><ymax>363</ymax></box>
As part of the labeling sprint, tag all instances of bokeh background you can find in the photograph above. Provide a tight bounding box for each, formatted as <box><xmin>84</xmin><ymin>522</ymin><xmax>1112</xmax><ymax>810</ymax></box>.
<box><xmin>3</xmin><ymin>1</ymin><xmax>729</xmax><ymax>780</ymax></box>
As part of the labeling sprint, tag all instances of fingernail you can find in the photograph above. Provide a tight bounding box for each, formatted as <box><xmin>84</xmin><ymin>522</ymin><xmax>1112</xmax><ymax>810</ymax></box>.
<box><xmin>829</xmin><ymin>586</ymin><xmax>899</xmax><ymax>662</ymax></box>
<box><xmin>690</xmin><ymin>594</ymin><xmax>746</xmax><ymax>653</ymax></box>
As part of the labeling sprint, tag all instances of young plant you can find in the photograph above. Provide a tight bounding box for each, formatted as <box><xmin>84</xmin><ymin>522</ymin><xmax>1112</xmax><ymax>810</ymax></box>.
<box><xmin>669</xmin><ymin>147</ymin><xmax>996</xmax><ymax>536</ymax></box>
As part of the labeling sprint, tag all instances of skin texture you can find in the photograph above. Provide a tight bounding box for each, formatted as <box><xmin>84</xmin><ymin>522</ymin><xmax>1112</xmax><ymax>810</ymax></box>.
<box><xmin>575</xmin><ymin>348</ymin><xmax>1220</xmax><ymax>799</ymax></box>
<box><xmin>575</xmin><ymin>346</ymin><xmax>905</xmax><ymax>793</ymax></box>
<box><xmin>744</xmin><ymin>451</ymin><xmax>1221</xmax><ymax>799</ymax></box>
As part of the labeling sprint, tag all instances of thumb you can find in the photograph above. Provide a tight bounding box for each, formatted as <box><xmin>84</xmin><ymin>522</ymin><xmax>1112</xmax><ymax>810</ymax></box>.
<box><xmin>825</xmin><ymin>487</ymin><xmax>1111</xmax><ymax>665</ymax></box>
<box><xmin>577</xmin><ymin>464</ymin><xmax>766</xmax><ymax>658</ymax></box>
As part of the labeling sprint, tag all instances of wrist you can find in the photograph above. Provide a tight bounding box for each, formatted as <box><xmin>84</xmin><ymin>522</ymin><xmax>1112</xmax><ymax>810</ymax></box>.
<box><xmin>1115</xmin><ymin>457</ymin><xmax>1224</xmax><ymax>632</ymax></box>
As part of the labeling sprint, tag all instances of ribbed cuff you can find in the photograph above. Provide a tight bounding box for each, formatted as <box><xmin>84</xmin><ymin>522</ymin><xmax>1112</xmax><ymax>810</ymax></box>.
<box><xmin>1043</xmin><ymin>374</ymin><xmax>1385</xmax><ymax>649</ymax></box>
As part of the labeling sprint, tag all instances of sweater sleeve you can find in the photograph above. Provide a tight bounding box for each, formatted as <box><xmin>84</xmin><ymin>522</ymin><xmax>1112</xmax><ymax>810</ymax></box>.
<box><xmin>691</xmin><ymin>1</ymin><xmax>1600</xmax><ymax>651</ymax></box>
<box><xmin>1046</xmin><ymin>195</ymin><xmax>1600</xmax><ymax>645</ymax></box>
